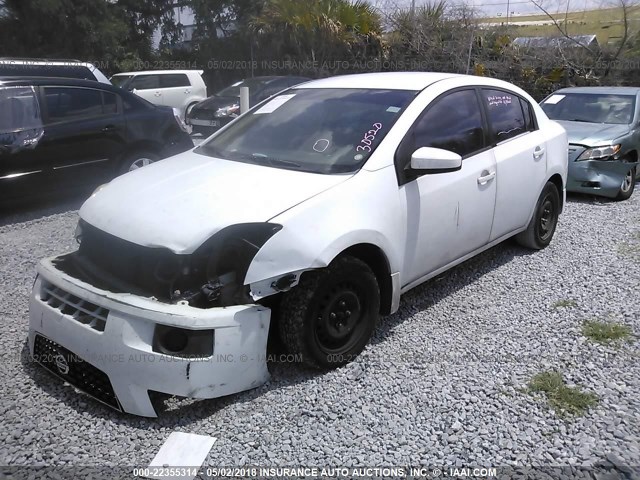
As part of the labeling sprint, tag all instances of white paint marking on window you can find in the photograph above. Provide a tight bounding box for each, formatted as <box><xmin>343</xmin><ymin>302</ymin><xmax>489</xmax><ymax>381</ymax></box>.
<box><xmin>544</xmin><ymin>94</ymin><xmax>565</xmax><ymax>104</ymax></box>
<box><xmin>145</xmin><ymin>432</ymin><xmax>217</xmax><ymax>480</ymax></box>
<box><xmin>254</xmin><ymin>94</ymin><xmax>296</xmax><ymax>114</ymax></box>
<box><xmin>386</xmin><ymin>106</ymin><xmax>401</xmax><ymax>113</ymax></box>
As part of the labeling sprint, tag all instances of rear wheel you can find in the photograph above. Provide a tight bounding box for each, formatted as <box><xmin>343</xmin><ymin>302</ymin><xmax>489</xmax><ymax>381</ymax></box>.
<box><xmin>516</xmin><ymin>181</ymin><xmax>560</xmax><ymax>250</ymax></box>
<box><xmin>615</xmin><ymin>167</ymin><xmax>636</xmax><ymax>201</ymax></box>
<box><xmin>278</xmin><ymin>256</ymin><xmax>380</xmax><ymax>369</ymax></box>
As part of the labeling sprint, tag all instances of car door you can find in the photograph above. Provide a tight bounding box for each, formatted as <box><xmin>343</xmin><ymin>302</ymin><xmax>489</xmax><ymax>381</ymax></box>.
<box><xmin>480</xmin><ymin>89</ymin><xmax>548</xmax><ymax>241</ymax></box>
<box><xmin>129</xmin><ymin>74</ymin><xmax>163</xmax><ymax>106</ymax></box>
<box><xmin>40</xmin><ymin>86</ymin><xmax>127</xmax><ymax>188</ymax></box>
<box><xmin>0</xmin><ymin>85</ymin><xmax>47</xmax><ymax>202</ymax></box>
<box><xmin>398</xmin><ymin>89</ymin><xmax>497</xmax><ymax>285</ymax></box>
<box><xmin>159</xmin><ymin>73</ymin><xmax>191</xmax><ymax>111</ymax></box>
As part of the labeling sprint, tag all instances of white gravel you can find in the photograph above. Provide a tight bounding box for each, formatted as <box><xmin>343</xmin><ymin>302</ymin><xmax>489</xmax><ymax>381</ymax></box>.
<box><xmin>0</xmin><ymin>189</ymin><xmax>639</xmax><ymax>475</ymax></box>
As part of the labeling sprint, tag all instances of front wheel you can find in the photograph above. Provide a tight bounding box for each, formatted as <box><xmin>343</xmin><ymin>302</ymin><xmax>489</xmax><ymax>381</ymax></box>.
<box><xmin>615</xmin><ymin>167</ymin><xmax>636</xmax><ymax>201</ymax></box>
<box><xmin>516</xmin><ymin>181</ymin><xmax>560</xmax><ymax>250</ymax></box>
<box><xmin>278</xmin><ymin>256</ymin><xmax>380</xmax><ymax>369</ymax></box>
<box><xmin>118</xmin><ymin>150</ymin><xmax>159</xmax><ymax>175</ymax></box>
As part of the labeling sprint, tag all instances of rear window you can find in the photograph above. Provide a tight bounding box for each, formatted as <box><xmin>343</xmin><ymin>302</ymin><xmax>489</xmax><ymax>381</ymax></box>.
<box><xmin>161</xmin><ymin>74</ymin><xmax>190</xmax><ymax>88</ymax></box>
<box><xmin>0</xmin><ymin>63</ymin><xmax>96</xmax><ymax>81</ymax></box>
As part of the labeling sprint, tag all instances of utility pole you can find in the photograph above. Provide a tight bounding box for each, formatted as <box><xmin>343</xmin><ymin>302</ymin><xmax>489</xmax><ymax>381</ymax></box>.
<box><xmin>506</xmin><ymin>0</ymin><xmax>510</xmax><ymax>25</ymax></box>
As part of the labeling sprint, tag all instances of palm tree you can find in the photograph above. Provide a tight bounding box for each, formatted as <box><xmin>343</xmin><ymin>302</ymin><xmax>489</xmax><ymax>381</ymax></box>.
<box><xmin>252</xmin><ymin>0</ymin><xmax>382</xmax><ymax>70</ymax></box>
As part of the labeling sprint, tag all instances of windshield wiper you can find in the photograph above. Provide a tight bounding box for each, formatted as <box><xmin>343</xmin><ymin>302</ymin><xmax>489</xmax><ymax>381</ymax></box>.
<box><xmin>569</xmin><ymin>118</ymin><xmax>595</xmax><ymax>123</ymax></box>
<box><xmin>237</xmin><ymin>152</ymin><xmax>301</xmax><ymax>169</ymax></box>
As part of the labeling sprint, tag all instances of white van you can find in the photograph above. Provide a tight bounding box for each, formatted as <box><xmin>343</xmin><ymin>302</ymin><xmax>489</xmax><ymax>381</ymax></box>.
<box><xmin>111</xmin><ymin>70</ymin><xmax>207</xmax><ymax>119</ymax></box>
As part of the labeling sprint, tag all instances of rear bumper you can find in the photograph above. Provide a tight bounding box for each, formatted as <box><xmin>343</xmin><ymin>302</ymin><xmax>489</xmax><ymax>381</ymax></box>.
<box><xmin>566</xmin><ymin>159</ymin><xmax>637</xmax><ymax>198</ymax></box>
<box><xmin>28</xmin><ymin>258</ymin><xmax>270</xmax><ymax>417</ymax></box>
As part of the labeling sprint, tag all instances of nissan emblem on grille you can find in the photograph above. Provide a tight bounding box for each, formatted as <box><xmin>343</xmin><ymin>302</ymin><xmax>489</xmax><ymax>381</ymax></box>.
<box><xmin>54</xmin><ymin>352</ymin><xmax>69</xmax><ymax>375</ymax></box>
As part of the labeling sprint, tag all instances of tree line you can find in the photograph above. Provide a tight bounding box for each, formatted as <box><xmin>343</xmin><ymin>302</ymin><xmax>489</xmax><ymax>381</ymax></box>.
<box><xmin>1</xmin><ymin>0</ymin><xmax>639</xmax><ymax>99</ymax></box>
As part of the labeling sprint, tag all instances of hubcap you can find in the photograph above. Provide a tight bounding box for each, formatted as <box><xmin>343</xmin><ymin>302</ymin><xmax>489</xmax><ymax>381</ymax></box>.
<box><xmin>621</xmin><ymin>170</ymin><xmax>633</xmax><ymax>193</ymax></box>
<box><xmin>129</xmin><ymin>157</ymin><xmax>154</xmax><ymax>171</ymax></box>
<box><xmin>538</xmin><ymin>195</ymin><xmax>556</xmax><ymax>241</ymax></box>
<box><xmin>315</xmin><ymin>282</ymin><xmax>363</xmax><ymax>353</ymax></box>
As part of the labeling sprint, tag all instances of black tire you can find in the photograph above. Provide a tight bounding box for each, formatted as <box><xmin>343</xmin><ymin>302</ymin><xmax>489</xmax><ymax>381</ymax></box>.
<box><xmin>516</xmin><ymin>181</ymin><xmax>560</xmax><ymax>250</ymax></box>
<box><xmin>278</xmin><ymin>256</ymin><xmax>380</xmax><ymax>369</ymax></box>
<box><xmin>117</xmin><ymin>150</ymin><xmax>159</xmax><ymax>176</ymax></box>
<box><xmin>615</xmin><ymin>166</ymin><xmax>636</xmax><ymax>201</ymax></box>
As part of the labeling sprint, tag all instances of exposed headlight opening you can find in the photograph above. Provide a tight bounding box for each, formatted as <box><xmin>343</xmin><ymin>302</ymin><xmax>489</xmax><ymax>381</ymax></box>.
<box><xmin>53</xmin><ymin>221</ymin><xmax>282</xmax><ymax>309</ymax></box>
<box><xmin>576</xmin><ymin>144</ymin><xmax>621</xmax><ymax>161</ymax></box>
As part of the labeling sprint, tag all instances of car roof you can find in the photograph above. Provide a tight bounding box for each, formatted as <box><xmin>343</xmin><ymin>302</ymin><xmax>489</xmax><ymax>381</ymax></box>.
<box><xmin>554</xmin><ymin>86</ymin><xmax>640</xmax><ymax>95</ymax></box>
<box><xmin>0</xmin><ymin>76</ymin><xmax>127</xmax><ymax>94</ymax></box>
<box><xmin>294</xmin><ymin>72</ymin><xmax>465</xmax><ymax>91</ymax></box>
<box><xmin>113</xmin><ymin>70</ymin><xmax>204</xmax><ymax>76</ymax></box>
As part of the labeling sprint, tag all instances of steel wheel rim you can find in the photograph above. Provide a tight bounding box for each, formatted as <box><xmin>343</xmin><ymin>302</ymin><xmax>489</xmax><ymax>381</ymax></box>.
<box><xmin>621</xmin><ymin>170</ymin><xmax>633</xmax><ymax>193</ymax></box>
<box><xmin>129</xmin><ymin>157</ymin><xmax>154</xmax><ymax>171</ymax></box>
<box><xmin>538</xmin><ymin>194</ymin><xmax>556</xmax><ymax>242</ymax></box>
<box><xmin>314</xmin><ymin>281</ymin><xmax>366</xmax><ymax>354</ymax></box>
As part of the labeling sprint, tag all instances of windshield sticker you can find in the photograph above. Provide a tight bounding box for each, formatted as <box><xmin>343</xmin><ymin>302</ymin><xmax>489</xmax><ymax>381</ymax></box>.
<box><xmin>356</xmin><ymin>122</ymin><xmax>383</xmax><ymax>153</ymax></box>
<box><xmin>487</xmin><ymin>94</ymin><xmax>513</xmax><ymax>107</ymax></box>
<box><xmin>254</xmin><ymin>94</ymin><xmax>296</xmax><ymax>114</ymax></box>
<box><xmin>544</xmin><ymin>94</ymin><xmax>566</xmax><ymax>104</ymax></box>
<box><xmin>386</xmin><ymin>106</ymin><xmax>401</xmax><ymax>113</ymax></box>
<box><xmin>313</xmin><ymin>139</ymin><xmax>330</xmax><ymax>153</ymax></box>
<box><xmin>354</xmin><ymin>153</ymin><xmax>364</xmax><ymax>161</ymax></box>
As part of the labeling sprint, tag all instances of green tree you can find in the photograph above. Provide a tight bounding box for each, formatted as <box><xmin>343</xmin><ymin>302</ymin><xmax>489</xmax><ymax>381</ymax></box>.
<box><xmin>251</xmin><ymin>0</ymin><xmax>382</xmax><ymax>73</ymax></box>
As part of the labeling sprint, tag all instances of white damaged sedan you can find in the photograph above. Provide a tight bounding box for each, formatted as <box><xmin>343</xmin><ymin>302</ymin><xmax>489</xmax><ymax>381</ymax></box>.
<box><xmin>28</xmin><ymin>72</ymin><xmax>567</xmax><ymax>416</ymax></box>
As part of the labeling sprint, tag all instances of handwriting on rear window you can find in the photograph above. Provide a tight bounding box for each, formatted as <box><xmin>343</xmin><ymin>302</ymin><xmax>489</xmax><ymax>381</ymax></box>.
<box><xmin>487</xmin><ymin>95</ymin><xmax>513</xmax><ymax>107</ymax></box>
<box><xmin>356</xmin><ymin>123</ymin><xmax>383</xmax><ymax>153</ymax></box>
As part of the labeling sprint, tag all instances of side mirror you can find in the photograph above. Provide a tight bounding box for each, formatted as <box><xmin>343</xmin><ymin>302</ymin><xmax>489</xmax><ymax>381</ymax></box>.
<box><xmin>410</xmin><ymin>147</ymin><xmax>462</xmax><ymax>172</ymax></box>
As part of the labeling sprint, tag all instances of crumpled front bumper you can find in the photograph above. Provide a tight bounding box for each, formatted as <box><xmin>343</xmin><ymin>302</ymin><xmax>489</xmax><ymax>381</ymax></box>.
<box><xmin>28</xmin><ymin>257</ymin><xmax>270</xmax><ymax>417</ymax></box>
<box><xmin>566</xmin><ymin>158</ymin><xmax>637</xmax><ymax>198</ymax></box>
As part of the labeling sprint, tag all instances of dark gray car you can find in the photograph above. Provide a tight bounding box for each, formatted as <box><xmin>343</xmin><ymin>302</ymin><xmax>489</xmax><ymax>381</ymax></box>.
<box><xmin>541</xmin><ymin>86</ymin><xmax>639</xmax><ymax>200</ymax></box>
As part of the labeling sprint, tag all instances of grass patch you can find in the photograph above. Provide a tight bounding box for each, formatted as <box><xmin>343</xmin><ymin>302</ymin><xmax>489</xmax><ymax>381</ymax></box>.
<box><xmin>582</xmin><ymin>320</ymin><xmax>633</xmax><ymax>344</ymax></box>
<box><xmin>552</xmin><ymin>299</ymin><xmax>578</xmax><ymax>309</ymax></box>
<box><xmin>528</xmin><ymin>371</ymin><xmax>598</xmax><ymax>416</ymax></box>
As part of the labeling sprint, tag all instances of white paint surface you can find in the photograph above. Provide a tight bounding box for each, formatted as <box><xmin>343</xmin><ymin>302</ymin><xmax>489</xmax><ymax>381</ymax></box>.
<box><xmin>146</xmin><ymin>432</ymin><xmax>216</xmax><ymax>480</ymax></box>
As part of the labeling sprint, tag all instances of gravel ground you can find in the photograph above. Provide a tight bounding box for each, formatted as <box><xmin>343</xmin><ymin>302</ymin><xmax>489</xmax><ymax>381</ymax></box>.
<box><xmin>0</xmin><ymin>188</ymin><xmax>639</xmax><ymax>476</ymax></box>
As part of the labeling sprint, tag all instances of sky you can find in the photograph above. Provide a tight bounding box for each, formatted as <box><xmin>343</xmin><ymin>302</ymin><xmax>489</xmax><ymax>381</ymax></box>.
<box><xmin>373</xmin><ymin>0</ymin><xmax>617</xmax><ymax>17</ymax></box>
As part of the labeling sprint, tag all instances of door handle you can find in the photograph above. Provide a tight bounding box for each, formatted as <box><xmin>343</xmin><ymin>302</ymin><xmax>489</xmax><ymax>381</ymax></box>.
<box><xmin>477</xmin><ymin>170</ymin><xmax>496</xmax><ymax>185</ymax></box>
<box><xmin>155</xmin><ymin>92</ymin><xmax>162</xmax><ymax>97</ymax></box>
<box><xmin>533</xmin><ymin>146</ymin><xmax>545</xmax><ymax>159</ymax></box>
<box><xmin>102</xmin><ymin>125</ymin><xmax>116</xmax><ymax>133</ymax></box>
<box><xmin>184</xmin><ymin>89</ymin><xmax>191</xmax><ymax>94</ymax></box>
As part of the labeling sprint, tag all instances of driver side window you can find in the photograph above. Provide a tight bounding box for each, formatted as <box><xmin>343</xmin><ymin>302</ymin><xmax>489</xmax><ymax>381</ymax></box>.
<box><xmin>396</xmin><ymin>89</ymin><xmax>486</xmax><ymax>184</ymax></box>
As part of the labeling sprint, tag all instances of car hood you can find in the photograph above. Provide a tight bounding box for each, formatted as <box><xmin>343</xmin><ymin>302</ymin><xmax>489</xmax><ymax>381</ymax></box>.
<box><xmin>80</xmin><ymin>151</ymin><xmax>353</xmax><ymax>254</ymax></box>
<box><xmin>192</xmin><ymin>95</ymin><xmax>238</xmax><ymax>112</ymax></box>
<box><xmin>555</xmin><ymin>120</ymin><xmax>630</xmax><ymax>146</ymax></box>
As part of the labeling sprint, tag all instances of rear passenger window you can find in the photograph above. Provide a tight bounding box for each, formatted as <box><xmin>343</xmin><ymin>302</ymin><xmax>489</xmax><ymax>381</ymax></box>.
<box><xmin>161</xmin><ymin>74</ymin><xmax>190</xmax><ymax>88</ymax></box>
<box><xmin>412</xmin><ymin>89</ymin><xmax>486</xmax><ymax>158</ymax></box>
<box><xmin>482</xmin><ymin>89</ymin><xmax>526</xmax><ymax>142</ymax></box>
<box><xmin>44</xmin><ymin>87</ymin><xmax>110</xmax><ymax>122</ymax></box>
<box><xmin>129</xmin><ymin>75</ymin><xmax>161</xmax><ymax>90</ymax></box>
<box><xmin>520</xmin><ymin>97</ymin><xmax>536</xmax><ymax>131</ymax></box>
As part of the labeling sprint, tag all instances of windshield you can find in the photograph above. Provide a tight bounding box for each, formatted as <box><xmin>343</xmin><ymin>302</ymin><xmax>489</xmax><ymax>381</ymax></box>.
<box><xmin>541</xmin><ymin>93</ymin><xmax>636</xmax><ymax>124</ymax></box>
<box><xmin>216</xmin><ymin>78</ymin><xmax>273</xmax><ymax>98</ymax></box>
<box><xmin>196</xmin><ymin>88</ymin><xmax>414</xmax><ymax>174</ymax></box>
<box><xmin>110</xmin><ymin>75</ymin><xmax>133</xmax><ymax>88</ymax></box>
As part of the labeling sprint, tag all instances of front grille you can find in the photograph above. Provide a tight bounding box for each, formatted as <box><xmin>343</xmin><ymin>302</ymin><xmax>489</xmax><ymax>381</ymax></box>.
<box><xmin>40</xmin><ymin>281</ymin><xmax>109</xmax><ymax>332</ymax></box>
<box><xmin>33</xmin><ymin>335</ymin><xmax>121</xmax><ymax>411</ymax></box>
